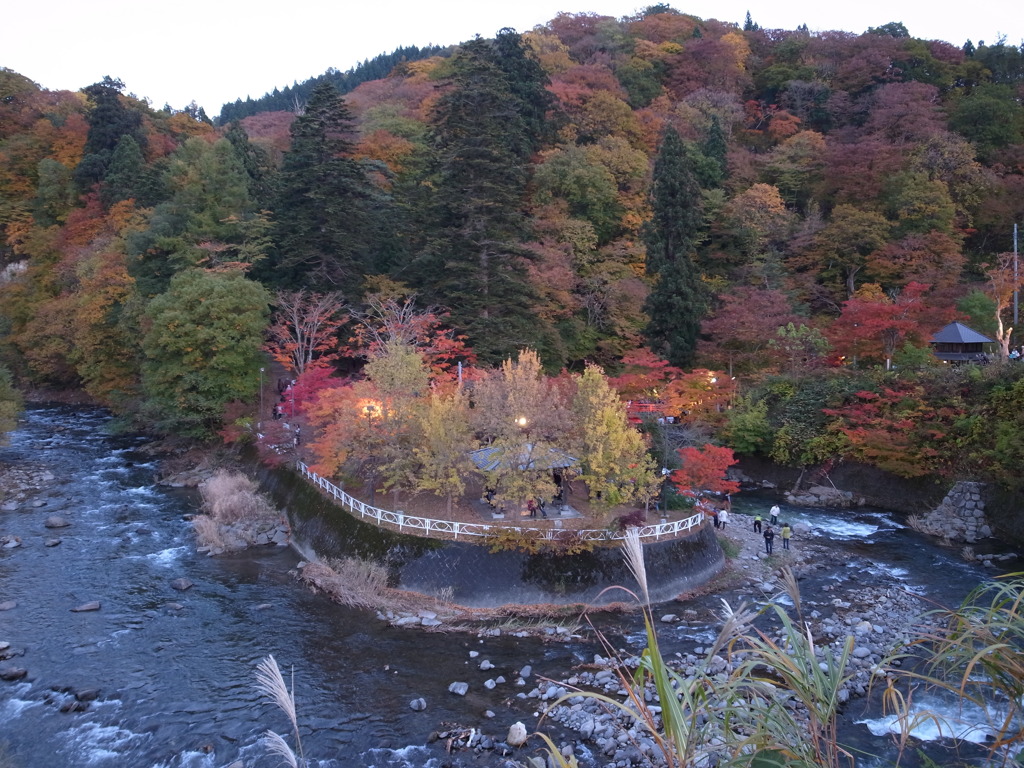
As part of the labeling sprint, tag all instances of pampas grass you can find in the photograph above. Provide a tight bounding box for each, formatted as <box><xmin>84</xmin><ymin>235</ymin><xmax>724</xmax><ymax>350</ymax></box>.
<box><xmin>620</xmin><ymin>527</ymin><xmax>649</xmax><ymax>606</ymax></box>
<box><xmin>255</xmin><ymin>655</ymin><xmax>304</xmax><ymax>767</ymax></box>
<box><xmin>200</xmin><ymin>470</ymin><xmax>276</xmax><ymax>523</ymax></box>
<box><xmin>297</xmin><ymin>557</ymin><xmax>390</xmax><ymax>609</ymax></box>
<box><xmin>192</xmin><ymin>514</ymin><xmax>225</xmax><ymax>551</ymax></box>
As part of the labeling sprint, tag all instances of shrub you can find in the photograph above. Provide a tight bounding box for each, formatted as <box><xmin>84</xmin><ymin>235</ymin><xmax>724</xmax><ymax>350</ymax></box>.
<box><xmin>199</xmin><ymin>470</ymin><xmax>276</xmax><ymax>523</ymax></box>
<box><xmin>614</xmin><ymin>509</ymin><xmax>647</xmax><ymax>531</ymax></box>
<box><xmin>192</xmin><ymin>514</ymin><xmax>225</xmax><ymax>551</ymax></box>
<box><xmin>297</xmin><ymin>557</ymin><xmax>390</xmax><ymax>609</ymax></box>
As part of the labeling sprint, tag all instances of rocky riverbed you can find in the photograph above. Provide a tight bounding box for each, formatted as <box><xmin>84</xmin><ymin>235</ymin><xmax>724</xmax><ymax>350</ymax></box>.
<box><xmin>0</xmin><ymin>440</ymin><xmax>985</xmax><ymax>768</ymax></box>
<box><xmin>343</xmin><ymin>518</ymin><xmax>946</xmax><ymax>767</ymax></box>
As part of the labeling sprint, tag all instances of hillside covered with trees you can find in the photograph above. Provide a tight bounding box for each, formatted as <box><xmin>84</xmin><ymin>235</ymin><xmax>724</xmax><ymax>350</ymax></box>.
<box><xmin>2</xmin><ymin>7</ymin><xmax>1024</xmax><ymax>501</ymax></box>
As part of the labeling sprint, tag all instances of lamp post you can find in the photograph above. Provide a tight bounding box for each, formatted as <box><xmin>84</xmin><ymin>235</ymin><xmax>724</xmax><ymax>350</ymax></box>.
<box><xmin>258</xmin><ymin>367</ymin><xmax>264</xmax><ymax>429</ymax></box>
<box><xmin>363</xmin><ymin>402</ymin><xmax>379</xmax><ymax>503</ymax></box>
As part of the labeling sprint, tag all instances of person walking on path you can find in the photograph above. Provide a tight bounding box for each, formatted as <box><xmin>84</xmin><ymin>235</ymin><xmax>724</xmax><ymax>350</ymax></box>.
<box><xmin>763</xmin><ymin>525</ymin><xmax>775</xmax><ymax>555</ymax></box>
<box><xmin>753</xmin><ymin>514</ymin><xmax>762</xmax><ymax>533</ymax></box>
<box><xmin>781</xmin><ymin>523</ymin><xmax>792</xmax><ymax>550</ymax></box>
<box><xmin>769</xmin><ymin>504</ymin><xmax>780</xmax><ymax>525</ymax></box>
<box><xmin>718</xmin><ymin>507</ymin><xmax>729</xmax><ymax>528</ymax></box>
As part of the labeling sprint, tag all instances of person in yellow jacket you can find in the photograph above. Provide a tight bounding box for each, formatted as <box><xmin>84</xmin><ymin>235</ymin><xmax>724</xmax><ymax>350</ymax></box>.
<box><xmin>780</xmin><ymin>522</ymin><xmax>792</xmax><ymax>550</ymax></box>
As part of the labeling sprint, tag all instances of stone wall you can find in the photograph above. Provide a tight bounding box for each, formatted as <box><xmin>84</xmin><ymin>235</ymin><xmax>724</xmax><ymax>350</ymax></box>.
<box><xmin>909</xmin><ymin>481</ymin><xmax>992</xmax><ymax>544</ymax></box>
<box><xmin>255</xmin><ymin>460</ymin><xmax>725</xmax><ymax>608</ymax></box>
<box><xmin>734</xmin><ymin>455</ymin><xmax>948</xmax><ymax>514</ymax></box>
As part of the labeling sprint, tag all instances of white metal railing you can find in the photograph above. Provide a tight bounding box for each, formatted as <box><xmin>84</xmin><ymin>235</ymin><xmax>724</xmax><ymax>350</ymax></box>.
<box><xmin>296</xmin><ymin>461</ymin><xmax>706</xmax><ymax>543</ymax></box>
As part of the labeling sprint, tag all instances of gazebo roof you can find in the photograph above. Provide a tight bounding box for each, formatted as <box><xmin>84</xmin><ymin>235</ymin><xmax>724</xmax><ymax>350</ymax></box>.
<box><xmin>469</xmin><ymin>443</ymin><xmax>578</xmax><ymax>472</ymax></box>
<box><xmin>930</xmin><ymin>322</ymin><xmax>994</xmax><ymax>345</ymax></box>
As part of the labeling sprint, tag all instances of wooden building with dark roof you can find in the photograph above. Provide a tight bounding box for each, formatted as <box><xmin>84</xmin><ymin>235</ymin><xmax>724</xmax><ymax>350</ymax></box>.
<box><xmin>930</xmin><ymin>322</ymin><xmax>995</xmax><ymax>364</ymax></box>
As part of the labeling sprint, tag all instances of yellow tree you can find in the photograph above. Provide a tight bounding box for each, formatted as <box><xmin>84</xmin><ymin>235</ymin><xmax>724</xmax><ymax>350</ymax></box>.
<box><xmin>571</xmin><ymin>363</ymin><xmax>659</xmax><ymax>510</ymax></box>
<box><xmin>470</xmin><ymin>349</ymin><xmax>571</xmax><ymax>509</ymax></box>
<box><xmin>412</xmin><ymin>386</ymin><xmax>476</xmax><ymax>515</ymax></box>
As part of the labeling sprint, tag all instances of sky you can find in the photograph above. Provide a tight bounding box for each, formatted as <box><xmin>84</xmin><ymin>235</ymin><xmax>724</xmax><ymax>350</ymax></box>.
<box><xmin>4</xmin><ymin>0</ymin><xmax>1021</xmax><ymax>117</ymax></box>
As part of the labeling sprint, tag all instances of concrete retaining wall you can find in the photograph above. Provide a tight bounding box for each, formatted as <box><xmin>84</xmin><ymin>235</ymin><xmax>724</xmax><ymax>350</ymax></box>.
<box><xmin>257</xmin><ymin>461</ymin><xmax>724</xmax><ymax>608</ymax></box>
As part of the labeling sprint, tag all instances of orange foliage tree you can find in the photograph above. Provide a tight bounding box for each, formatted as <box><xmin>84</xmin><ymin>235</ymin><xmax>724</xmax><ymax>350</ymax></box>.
<box><xmin>670</xmin><ymin>444</ymin><xmax>740</xmax><ymax>499</ymax></box>
<box><xmin>264</xmin><ymin>289</ymin><xmax>347</xmax><ymax>376</ymax></box>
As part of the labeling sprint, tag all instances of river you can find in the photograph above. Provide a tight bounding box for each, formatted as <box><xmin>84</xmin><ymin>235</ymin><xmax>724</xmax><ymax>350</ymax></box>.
<box><xmin>0</xmin><ymin>405</ymin><xmax>1018</xmax><ymax>767</ymax></box>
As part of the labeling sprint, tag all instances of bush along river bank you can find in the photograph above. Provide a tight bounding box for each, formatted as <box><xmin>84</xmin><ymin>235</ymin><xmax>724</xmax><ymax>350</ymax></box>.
<box><xmin>3</xmin><ymin>404</ymin><xmax>1024</xmax><ymax>767</ymax></box>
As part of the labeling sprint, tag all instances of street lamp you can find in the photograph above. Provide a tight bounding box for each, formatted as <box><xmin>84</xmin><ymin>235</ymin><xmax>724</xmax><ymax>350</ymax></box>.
<box><xmin>259</xmin><ymin>367</ymin><xmax>264</xmax><ymax>429</ymax></box>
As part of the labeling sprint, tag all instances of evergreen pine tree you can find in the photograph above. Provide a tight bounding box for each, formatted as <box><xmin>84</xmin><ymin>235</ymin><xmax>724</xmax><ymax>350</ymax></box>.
<box><xmin>492</xmin><ymin>28</ymin><xmax>553</xmax><ymax>151</ymax></box>
<box><xmin>412</xmin><ymin>38</ymin><xmax>546</xmax><ymax>364</ymax></box>
<box><xmin>74</xmin><ymin>77</ymin><xmax>147</xmax><ymax>193</ymax></box>
<box><xmin>268</xmin><ymin>81</ymin><xmax>375</xmax><ymax>290</ymax></box>
<box><xmin>699</xmin><ymin>116</ymin><xmax>728</xmax><ymax>188</ymax></box>
<box><xmin>224</xmin><ymin>121</ymin><xmax>276</xmax><ymax>209</ymax></box>
<box><xmin>101</xmin><ymin>135</ymin><xmax>146</xmax><ymax>207</ymax></box>
<box><xmin>643</xmin><ymin>126</ymin><xmax>707</xmax><ymax>368</ymax></box>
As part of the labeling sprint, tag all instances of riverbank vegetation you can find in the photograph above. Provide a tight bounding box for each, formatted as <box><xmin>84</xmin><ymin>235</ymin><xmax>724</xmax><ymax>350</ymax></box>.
<box><xmin>1</xmin><ymin>11</ymin><xmax>1024</xmax><ymax>520</ymax></box>
<box><xmin>193</xmin><ymin>470</ymin><xmax>288</xmax><ymax>554</ymax></box>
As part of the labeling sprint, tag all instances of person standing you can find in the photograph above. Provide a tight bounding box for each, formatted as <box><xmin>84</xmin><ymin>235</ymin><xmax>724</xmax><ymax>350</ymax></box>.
<box><xmin>764</xmin><ymin>525</ymin><xmax>775</xmax><ymax>554</ymax></box>
<box><xmin>781</xmin><ymin>523</ymin><xmax>792</xmax><ymax>550</ymax></box>
<box><xmin>769</xmin><ymin>504</ymin><xmax>780</xmax><ymax>525</ymax></box>
<box><xmin>753</xmin><ymin>514</ymin><xmax>762</xmax><ymax>533</ymax></box>
<box><xmin>718</xmin><ymin>507</ymin><xmax>729</xmax><ymax>528</ymax></box>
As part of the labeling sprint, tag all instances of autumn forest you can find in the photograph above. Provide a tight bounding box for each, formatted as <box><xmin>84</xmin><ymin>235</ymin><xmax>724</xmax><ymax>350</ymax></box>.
<box><xmin>2</xmin><ymin>8</ymin><xmax>1024</xmax><ymax>516</ymax></box>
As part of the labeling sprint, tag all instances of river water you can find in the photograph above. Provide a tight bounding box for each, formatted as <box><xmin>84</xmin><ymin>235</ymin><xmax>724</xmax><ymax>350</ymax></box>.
<box><xmin>0</xmin><ymin>405</ymin><xmax>1018</xmax><ymax>767</ymax></box>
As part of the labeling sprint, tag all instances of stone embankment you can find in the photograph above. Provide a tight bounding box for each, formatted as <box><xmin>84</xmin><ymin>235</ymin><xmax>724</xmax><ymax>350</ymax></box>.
<box><xmin>911</xmin><ymin>481</ymin><xmax>992</xmax><ymax>544</ymax></box>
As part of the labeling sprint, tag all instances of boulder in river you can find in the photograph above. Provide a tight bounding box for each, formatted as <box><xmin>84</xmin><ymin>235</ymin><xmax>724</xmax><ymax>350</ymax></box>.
<box><xmin>169</xmin><ymin>578</ymin><xmax>193</xmax><ymax>592</ymax></box>
<box><xmin>0</xmin><ymin>600</ymin><xmax>18</xmax><ymax>611</ymax></box>
<box><xmin>448</xmin><ymin>681</ymin><xmax>469</xmax><ymax>696</ymax></box>
<box><xmin>71</xmin><ymin>601</ymin><xmax>101</xmax><ymax>612</ymax></box>
<box><xmin>409</xmin><ymin>697</ymin><xmax>427</xmax><ymax>711</ymax></box>
<box><xmin>44</xmin><ymin>516</ymin><xmax>70</xmax><ymax>528</ymax></box>
<box><xmin>0</xmin><ymin>667</ymin><xmax>28</xmax><ymax>681</ymax></box>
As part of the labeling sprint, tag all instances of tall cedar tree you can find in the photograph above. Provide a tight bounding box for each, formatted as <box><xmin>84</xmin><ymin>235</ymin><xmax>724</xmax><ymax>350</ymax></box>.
<box><xmin>413</xmin><ymin>36</ymin><xmax>545</xmax><ymax>365</ymax></box>
<box><xmin>268</xmin><ymin>82</ymin><xmax>375</xmax><ymax>290</ymax></box>
<box><xmin>74</xmin><ymin>77</ymin><xmax>147</xmax><ymax>194</ymax></box>
<box><xmin>643</xmin><ymin>126</ymin><xmax>707</xmax><ymax>368</ymax></box>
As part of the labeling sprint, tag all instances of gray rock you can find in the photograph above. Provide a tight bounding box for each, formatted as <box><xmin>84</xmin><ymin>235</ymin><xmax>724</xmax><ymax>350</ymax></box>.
<box><xmin>520</xmin><ymin>664</ymin><xmax>532</xmax><ymax>679</ymax></box>
<box><xmin>71</xmin><ymin>601</ymin><xmax>101</xmax><ymax>612</ymax></box>
<box><xmin>409</xmin><ymin>697</ymin><xmax>427</xmax><ymax>711</ymax></box>
<box><xmin>44</xmin><ymin>538</ymin><xmax>62</xmax><ymax>547</ymax></box>
<box><xmin>0</xmin><ymin>601</ymin><xmax>16</xmax><ymax>612</ymax></box>
<box><xmin>480</xmin><ymin>660</ymin><xmax>494</xmax><ymax>670</ymax></box>
<box><xmin>393</xmin><ymin>616</ymin><xmax>421</xmax><ymax>626</ymax></box>
<box><xmin>448</xmin><ymin>681</ymin><xmax>469</xmax><ymax>696</ymax></box>
<box><xmin>506</xmin><ymin>722</ymin><xmax>529</xmax><ymax>747</ymax></box>
<box><xmin>44</xmin><ymin>516</ymin><xmax>70</xmax><ymax>528</ymax></box>
<box><xmin>660</xmin><ymin>614</ymin><xmax>678</xmax><ymax>623</ymax></box>
<box><xmin>169</xmin><ymin>578</ymin><xmax>193</xmax><ymax>591</ymax></box>
<box><xmin>0</xmin><ymin>667</ymin><xmax>28</xmax><ymax>681</ymax></box>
